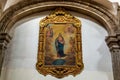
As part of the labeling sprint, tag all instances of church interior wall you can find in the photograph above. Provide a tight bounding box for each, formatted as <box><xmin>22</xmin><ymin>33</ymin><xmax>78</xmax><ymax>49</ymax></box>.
<box><xmin>0</xmin><ymin>11</ymin><xmax>113</xmax><ymax>80</ymax></box>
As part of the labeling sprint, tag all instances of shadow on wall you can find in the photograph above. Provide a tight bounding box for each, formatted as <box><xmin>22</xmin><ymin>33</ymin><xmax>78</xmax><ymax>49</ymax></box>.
<box><xmin>97</xmin><ymin>41</ymin><xmax>113</xmax><ymax>80</ymax></box>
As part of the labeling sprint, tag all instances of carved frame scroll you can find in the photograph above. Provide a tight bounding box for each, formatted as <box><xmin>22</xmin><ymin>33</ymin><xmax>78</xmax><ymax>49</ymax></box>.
<box><xmin>36</xmin><ymin>8</ymin><xmax>84</xmax><ymax>78</ymax></box>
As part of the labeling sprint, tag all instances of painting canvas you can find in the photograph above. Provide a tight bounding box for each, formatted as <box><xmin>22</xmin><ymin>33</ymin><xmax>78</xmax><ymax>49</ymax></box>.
<box><xmin>44</xmin><ymin>23</ymin><xmax>76</xmax><ymax>65</ymax></box>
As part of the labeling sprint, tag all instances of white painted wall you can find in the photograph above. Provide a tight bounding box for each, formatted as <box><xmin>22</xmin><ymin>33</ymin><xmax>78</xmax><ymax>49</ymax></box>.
<box><xmin>109</xmin><ymin>0</ymin><xmax>120</xmax><ymax>5</ymax></box>
<box><xmin>1</xmin><ymin>11</ymin><xmax>113</xmax><ymax>80</ymax></box>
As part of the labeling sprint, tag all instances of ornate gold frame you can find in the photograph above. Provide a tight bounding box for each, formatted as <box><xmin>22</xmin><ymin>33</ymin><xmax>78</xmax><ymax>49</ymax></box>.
<box><xmin>36</xmin><ymin>8</ymin><xmax>84</xmax><ymax>78</ymax></box>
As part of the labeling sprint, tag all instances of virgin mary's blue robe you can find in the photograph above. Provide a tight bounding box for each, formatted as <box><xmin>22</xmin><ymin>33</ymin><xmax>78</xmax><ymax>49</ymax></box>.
<box><xmin>55</xmin><ymin>39</ymin><xmax>66</xmax><ymax>57</ymax></box>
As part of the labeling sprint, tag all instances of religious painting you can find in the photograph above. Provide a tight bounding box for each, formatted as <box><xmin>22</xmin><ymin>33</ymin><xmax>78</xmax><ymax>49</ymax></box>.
<box><xmin>36</xmin><ymin>8</ymin><xmax>84</xmax><ymax>78</ymax></box>
<box><xmin>44</xmin><ymin>23</ymin><xmax>76</xmax><ymax>65</ymax></box>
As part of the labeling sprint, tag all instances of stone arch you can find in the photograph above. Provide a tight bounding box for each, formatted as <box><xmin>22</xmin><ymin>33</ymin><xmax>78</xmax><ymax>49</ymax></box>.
<box><xmin>0</xmin><ymin>0</ymin><xmax>118</xmax><ymax>35</ymax></box>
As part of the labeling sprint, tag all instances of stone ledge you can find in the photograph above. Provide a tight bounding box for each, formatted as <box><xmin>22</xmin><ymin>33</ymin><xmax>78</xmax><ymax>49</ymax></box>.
<box><xmin>0</xmin><ymin>33</ymin><xmax>11</xmax><ymax>48</ymax></box>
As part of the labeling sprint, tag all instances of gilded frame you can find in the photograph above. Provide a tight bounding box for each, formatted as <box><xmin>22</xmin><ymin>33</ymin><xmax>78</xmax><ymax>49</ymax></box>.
<box><xmin>36</xmin><ymin>8</ymin><xmax>84</xmax><ymax>78</ymax></box>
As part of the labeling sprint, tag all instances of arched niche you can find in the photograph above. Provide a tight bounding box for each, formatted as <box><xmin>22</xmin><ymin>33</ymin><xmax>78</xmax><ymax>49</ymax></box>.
<box><xmin>1</xmin><ymin>10</ymin><xmax>113</xmax><ymax>80</ymax></box>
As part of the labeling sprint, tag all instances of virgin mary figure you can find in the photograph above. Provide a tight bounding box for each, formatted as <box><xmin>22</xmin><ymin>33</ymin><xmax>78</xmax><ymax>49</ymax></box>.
<box><xmin>55</xmin><ymin>33</ymin><xmax>66</xmax><ymax>57</ymax></box>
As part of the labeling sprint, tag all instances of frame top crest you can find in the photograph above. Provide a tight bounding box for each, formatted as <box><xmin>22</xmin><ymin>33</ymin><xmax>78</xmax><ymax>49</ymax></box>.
<box><xmin>40</xmin><ymin>8</ymin><xmax>81</xmax><ymax>27</ymax></box>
